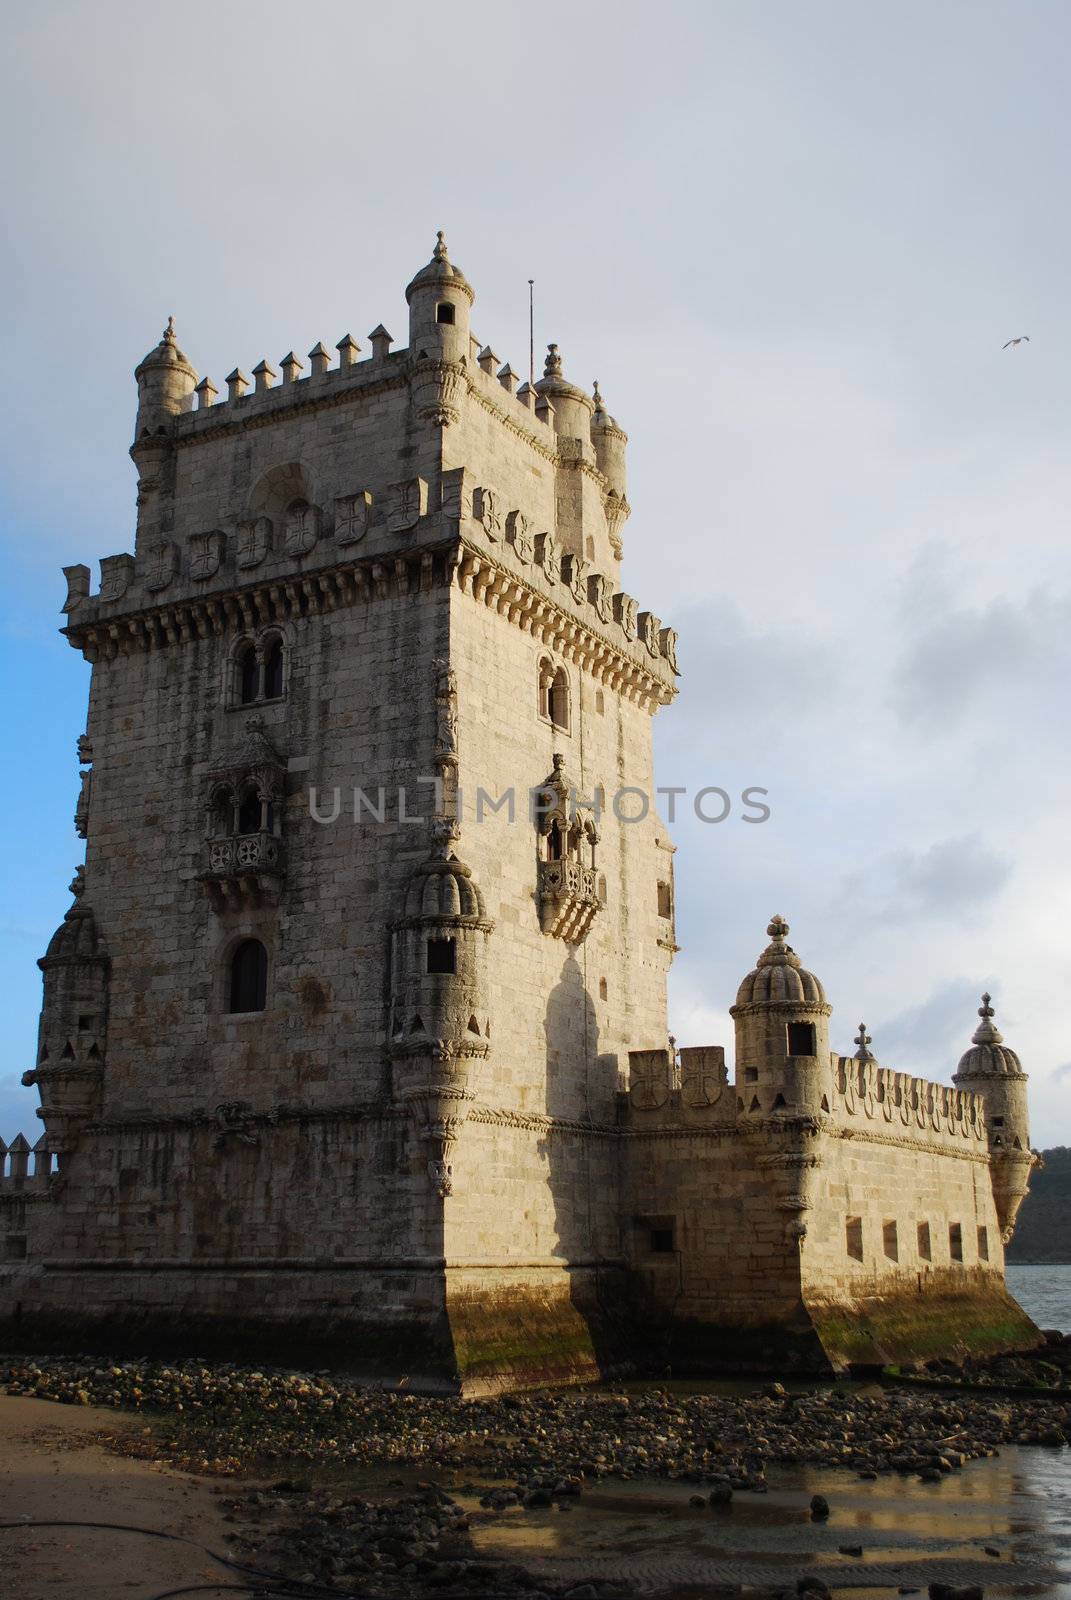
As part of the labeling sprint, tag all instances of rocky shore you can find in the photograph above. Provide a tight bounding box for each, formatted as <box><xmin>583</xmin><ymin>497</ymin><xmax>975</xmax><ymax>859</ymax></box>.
<box><xmin>3</xmin><ymin>1347</ymin><xmax>1069</xmax><ymax>1598</ymax></box>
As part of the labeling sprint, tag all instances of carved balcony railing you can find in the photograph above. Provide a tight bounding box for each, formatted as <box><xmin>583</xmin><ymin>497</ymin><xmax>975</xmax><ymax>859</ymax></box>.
<box><xmin>201</xmin><ymin>831</ymin><xmax>285</xmax><ymax>909</ymax></box>
<box><xmin>538</xmin><ymin>858</ymin><xmax>601</xmax><ymax>943</ymax></box>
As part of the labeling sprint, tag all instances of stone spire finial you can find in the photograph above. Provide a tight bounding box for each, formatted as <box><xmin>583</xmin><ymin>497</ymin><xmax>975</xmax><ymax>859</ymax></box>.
<box><xmin>972</xmin><ymin>992</ymin><xmax>1004</xmax><ymax>1046</ymax></box>
<box><xmin>163</xmin><ymin>315</ymin><xmax>176</xmax><ymax>345</ymax></box>
<box><xmin>753</xmin><ymin>915</ymin><xmax>802</xmax><ymax>974</ymax></box>
<box><xmin>544</xmin><ymin>343</ymin><xmax>562</xmax><ymax>378</ymax></box>
<box><xmin>433</xmin><ymin>229</ymin><xmax>448</xmax><ymax>262</ymax></box>
<box><xmin>853</xmin><ymin>1023</ymin><xmax>875</xmax><ymax>1062</ymax></box>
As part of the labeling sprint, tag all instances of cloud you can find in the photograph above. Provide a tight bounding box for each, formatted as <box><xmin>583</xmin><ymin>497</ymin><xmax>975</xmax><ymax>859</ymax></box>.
<box><xmin>838</xmin><ymin>833</ymin><xmax>1011</xmax><ymax>924</ymax></box>
<box><xmin>868</xmin><ymin>979</ymin><xmax>989</xmax><ymax>1081</ymax></box>
<box><xmin>893</xmin><ymin>582</ymin><xmax>1071</xmax><ymax>733</ymax></box>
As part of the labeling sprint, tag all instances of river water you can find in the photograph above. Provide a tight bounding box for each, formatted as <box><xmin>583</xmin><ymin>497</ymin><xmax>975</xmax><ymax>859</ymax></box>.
<box><xmin>470</xmin><ymin>1268</ymin><xmax>1071</xmax><ymax>1596</ymax></box>
<box><xmin>471</xmin><ymin>1446</ymin><xmax>1071</xmax><ymax>1596</ymax></box>
<box><xmin>1008</xmin><ymin>1264</ymin><xmax>1071</xmax><ymax>1333</ymax></box>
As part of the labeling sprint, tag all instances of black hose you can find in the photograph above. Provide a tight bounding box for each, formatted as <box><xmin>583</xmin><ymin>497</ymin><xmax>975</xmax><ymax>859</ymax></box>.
<box><xmin>0</xmin><ymin>1519</ymin><xmax>338</xmax><ymax>1596</ymax></box>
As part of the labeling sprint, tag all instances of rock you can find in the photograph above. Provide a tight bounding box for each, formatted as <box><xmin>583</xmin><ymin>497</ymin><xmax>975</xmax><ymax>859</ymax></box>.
<box><xmin>928</xmin><ymin>1586</ymin><xmax>983</xmax><ymax>1600</ymax></box>
<box><xmin>689</xmin><ymin>1494</ymin><xmax>707</xmax><ymax>1507</ymax></box>
<box><xmin>797</xmin><ymin>1579</ymin><xmax>832</xmax><ymax>1598</ymax></box>
<box><xmin>809</xmin><ymin>1493</ymin><xmax>830</xmax><ymax>1520</ymax></box>
<box><xmin>522</xmin><ymin>1488</ymin><xmax>553</xmax><ymax>1508</ymax></box>
<box><xmin>838</xmin><ymin>1544</ymin><xmax>864</xmax><ymax>1557</ymax></box>
<box><xmin>708</xmin><ymin>1485</ymin><xmax>733</xmax><ymax>1505</ymax></box>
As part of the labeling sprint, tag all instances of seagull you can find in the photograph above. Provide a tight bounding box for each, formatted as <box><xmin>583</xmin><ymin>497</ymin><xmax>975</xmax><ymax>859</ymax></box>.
<box><xmin>1002</xmin><ymin>335</ymin><xmax>1030</xmax><ymax>349</ymax></box>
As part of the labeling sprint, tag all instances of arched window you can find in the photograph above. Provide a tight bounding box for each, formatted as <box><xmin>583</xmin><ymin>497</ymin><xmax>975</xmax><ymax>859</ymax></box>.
<box><xmin>238</xmin><ymin>784</ymin><xmax>262</xmax><ymax>835</ymax></box>
<box><xmin>229</xmin><ymin>939</ymin><xmax>267</xmax><ymax>1014</ymax></box>
<box><xmin>537</xmin><ymin>658</ymin><xmax>554</xmax><ymax>720</ymax></box>
<box><xmin>263</xmin><ymin>636</ymin><xmax>284</xmax><ymax>700</ymax></box>
<box><xmin>211</xmin><ymin>785</ymin><xmax>235</xmax><ymax>837</ymax></box>
<box><xmin>549</xmin><ymin>667</ymin><xmax>570</xmax><ymax>732</ymax></box>
<box><xmin>237</xmin><ymin>642</ymin><xmax>259</xmax><ymax>706</ymax></box>
<box><xmin>548</xmin><ymin>820</ymin><xmax>563</xmax><ymax>861</ymax></box>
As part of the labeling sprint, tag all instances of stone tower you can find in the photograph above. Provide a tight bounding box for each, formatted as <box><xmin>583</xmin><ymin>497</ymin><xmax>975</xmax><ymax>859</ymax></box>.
<box><xmin>4</xmin><ymin>235</ymin><xmax>678</xmax><ymax>1386</ymax></box>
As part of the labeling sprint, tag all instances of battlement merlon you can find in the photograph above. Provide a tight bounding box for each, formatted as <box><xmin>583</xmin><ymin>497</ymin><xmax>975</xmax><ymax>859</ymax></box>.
<box><xmin>129</xmin><ymin>232</ymin><xmax>629</xmax><ymax>553</ymax></box>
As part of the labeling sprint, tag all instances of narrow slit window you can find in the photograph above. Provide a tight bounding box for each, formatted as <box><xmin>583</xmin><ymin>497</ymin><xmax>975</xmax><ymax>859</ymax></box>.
<box><xmin>883</xmin><ymin>1220</ymin><xmax>899</xmax><ymax>1262</ymax></box>
<box><xmin>977</xmin><ymin>1226</ymin><xmax>990</xmax><ymax>1262</ymax></box>
<box><xmin>949</xmin><ymin>1222</ymin><xmax>963</xmax><ymax>1263</ymax></box>
<box><xmin>917</xmin><ymin>1221</ymin><xmax>932</xmax><ymax>1261</ymax></box>
<box><xmin>846</xmin><ymin>1216</ymin><xmax>864</xmax><ymax>1261</ymax></box>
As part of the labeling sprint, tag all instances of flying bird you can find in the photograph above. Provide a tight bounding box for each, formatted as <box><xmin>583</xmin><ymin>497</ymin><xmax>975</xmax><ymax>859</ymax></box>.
<box><xmin>1002</xmin><ymin>335</ymin><xmax>1030</xmax><ymax>348</ymax></box>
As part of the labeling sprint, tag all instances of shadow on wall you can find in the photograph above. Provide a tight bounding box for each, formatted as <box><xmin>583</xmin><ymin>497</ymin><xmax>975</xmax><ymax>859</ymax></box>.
<box><xmin>539</xmin><ymin>946</ymin><xmax>632</xmax><ymax>1374</ymax></box>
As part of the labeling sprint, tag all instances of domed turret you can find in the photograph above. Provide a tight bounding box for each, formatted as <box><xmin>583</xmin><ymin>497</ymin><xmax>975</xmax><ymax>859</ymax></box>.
<box><xmin>954</xmin><ymin>993</ymin><xmax>1033</xmax><ymax>1241</ymax></box>
<box><xmin>389</xmin><ymin>840</ymin><xmax>494</xmax><ymax>1201</ymax></box>
<box><xmin>405</xmin><ymin>231</ymin><xmax>474</xmax><ymax>365</ymax></box>
<box><xmin>535</xmin><ymin>344</ymin><xmax>595</xmax><ymax>442</ymax></box>
<box><xmin>133</xmin><ymin>316</ymin><xmax>198</xmax><ymax>438</ymax></box>
<box><xmin>22</xmin><ymin>869</ymin><xmax>110</xmax><ymax>1155</ymax></box>
<box><xmin>730</xmin><ymin>916</ymin><xmax>831</xmax><ymax>1115</ymax></box>
<box><xmin>955</xmin><ymin>992</ymin><xmax>1024</xmax><ymax>1079</ymax></box>
<box><xmin>590</xmin><ymin>381</ymin><xmax>630</xmax><ymax>559</ymax></box>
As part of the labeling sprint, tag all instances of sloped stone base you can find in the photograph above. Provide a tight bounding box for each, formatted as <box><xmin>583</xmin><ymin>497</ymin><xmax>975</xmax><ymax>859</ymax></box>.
<box><xmin>805</xmin><ymin>1274</ymin><xmax>1043</xmax><ymax>1369</ymax></box>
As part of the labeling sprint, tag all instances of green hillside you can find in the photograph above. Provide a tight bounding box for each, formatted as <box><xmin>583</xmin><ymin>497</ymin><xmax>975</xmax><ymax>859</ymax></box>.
<box><xmin>1006</xmin><ymin>1147</ymin><xmax>1071</xmax><ymax>1264</ymax></box>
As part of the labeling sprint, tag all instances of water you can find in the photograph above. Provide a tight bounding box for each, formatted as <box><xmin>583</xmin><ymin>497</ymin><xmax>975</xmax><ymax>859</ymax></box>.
<box><xmin>1008</xmin><ymin>1264</ymin><xmax>1071</xmax><ymax>1333</ymax></box>
<box><xmin>471</xmin><ymin>1448</ymin><xmax>1071</xmax><ymax>1597</ymax></box>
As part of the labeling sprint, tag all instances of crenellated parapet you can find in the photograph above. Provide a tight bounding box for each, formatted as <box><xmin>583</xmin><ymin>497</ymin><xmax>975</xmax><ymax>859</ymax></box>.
<box><xmin>829</xmin><ymin>1051</ymin><xmax>987</xmax><ymax>1144</ymax></box>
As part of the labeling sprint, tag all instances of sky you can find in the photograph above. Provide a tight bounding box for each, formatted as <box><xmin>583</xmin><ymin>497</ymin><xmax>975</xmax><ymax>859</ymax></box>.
<box><xmin>1</xmin><ymin>0</ymin><xmax>1069</xmax><ymax>1144</ymax></box>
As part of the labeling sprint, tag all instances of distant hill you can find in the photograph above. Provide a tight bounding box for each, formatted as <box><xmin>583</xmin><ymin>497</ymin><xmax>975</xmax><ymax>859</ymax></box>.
<box><xmin>1006</xmin><ymin>1147</ymin><xmax>1071</xmax><ymax>1264</ymax></box>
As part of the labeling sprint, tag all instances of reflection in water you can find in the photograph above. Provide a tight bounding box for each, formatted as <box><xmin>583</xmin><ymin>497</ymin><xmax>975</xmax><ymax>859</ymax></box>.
<box><xmin>470</xmin><ymin>1446</ymin><xmax>1071</xmax><ymax>1597</ymax></box>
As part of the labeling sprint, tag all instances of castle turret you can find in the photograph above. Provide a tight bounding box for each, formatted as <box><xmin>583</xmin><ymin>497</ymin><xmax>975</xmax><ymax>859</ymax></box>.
<box><xmin>535</xmin><ymin>343</ymin><xmax>595</xmax><ymax>444</ymax></box>
<box><xmin>730</xmin><ymin>915</ymin><xmax>831</xmax><ymax>1116</ymax></box>
<box><xmin>405</xmin><ymin>231</ymin><xmax>474</xmax><ymax>367</ymax></box>
<box><xmin>389</xmin><ymin>840</ymin><xmax>494</xmax><ymax>1199</ymax></box>
<box><xmin>132</xmin><ymin>316</ymin><xmax>198</xmax><ymax>439</ymax></box>
<box><xmin>590</xmin><ymin>381</ymin><xmax>630</xmax><ymax>560</ymax></box>
<box><xmin>21</xmin><ymin>868</ymin><xmax>109</xmax><ymax>1157</ymax></box>
<box><xmin>954</xmin><ymin>993</ymin><xmax>1033</xmax><ymax>1241</ymax></box>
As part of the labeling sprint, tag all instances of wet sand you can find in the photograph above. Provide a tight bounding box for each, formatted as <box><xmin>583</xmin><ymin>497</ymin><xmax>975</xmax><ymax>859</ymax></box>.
<box><xmin>0</xmin><ymin>1394</ymin><xmax>259</xmax><ymax>1600</ymax></box>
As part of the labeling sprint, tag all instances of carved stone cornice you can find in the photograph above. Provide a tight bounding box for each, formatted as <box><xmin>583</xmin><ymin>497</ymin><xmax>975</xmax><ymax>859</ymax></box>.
<box><xmin>455</xmin><ymin>540</ymin><xmax>674</xmax><ymax>710</ymax></box>
<box><xmin>64</xmin><ymin>540</ymin><xmax>457</xmax><ymax>662</ymax></box>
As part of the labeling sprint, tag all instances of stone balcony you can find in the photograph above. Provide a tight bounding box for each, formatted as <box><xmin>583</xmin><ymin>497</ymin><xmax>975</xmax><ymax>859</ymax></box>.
<box><xmin>201</xmin><ymin>831</ymin><xmax>285</xmax><ymax>909</ymax></box>
<box><xmin>538</xmin><ymin>858</ymin><xmax>602</xmax><ymax>943</ymax></box>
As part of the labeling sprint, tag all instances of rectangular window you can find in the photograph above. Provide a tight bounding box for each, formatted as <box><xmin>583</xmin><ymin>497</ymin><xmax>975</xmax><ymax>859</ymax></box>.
<box><xmin>977</xmin><ymin>1226</ymin><xmax>990</xmax><ymax>1262</ymax></box>
<box><xmin>4</xmin><ymin>1236</ymin><xmax>27</xmax><ymax>1261</ymax></box>
<box><xmin>846</xmin><ymin>1216</ymin><xmax>864</xmax><ymax>1261</ymax></box>
<box><xmin>636</xmin><ymin>1216</ymin><xmax>676</xmax><ymax>1255</ymax></box>
<box><xmin>949</xmin><ymin>1222</ymin><xmax>963</xmax><ymax>1263</ymax></box>
<box><xmin>744</xmin><ymin>1066</ymin><xmax>759</xmax><ymax>1083</ymax></box>
<box><xmin>657</xmin><ymin>881</ymin><xmax>672</xmax><ymax>919</ymax></box>
<box><xmin>917</xmin><ymin>1221</ymin><xmax>932</xmax><ymax>1261</ymax></box>
<box><xmin>883</xmin><ymin>1220</ymin><xmax>899</xmax><ymax>1262</ymax></box>
<box><xmin>426</xmin><ymin>938</ymin><xmax>456</xmax><ymax>974</ymax></box>
<box><xmin>787</xmin><ymin>1022</ymin><xmax>816</xmax><ymax>1056</ymax></box>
